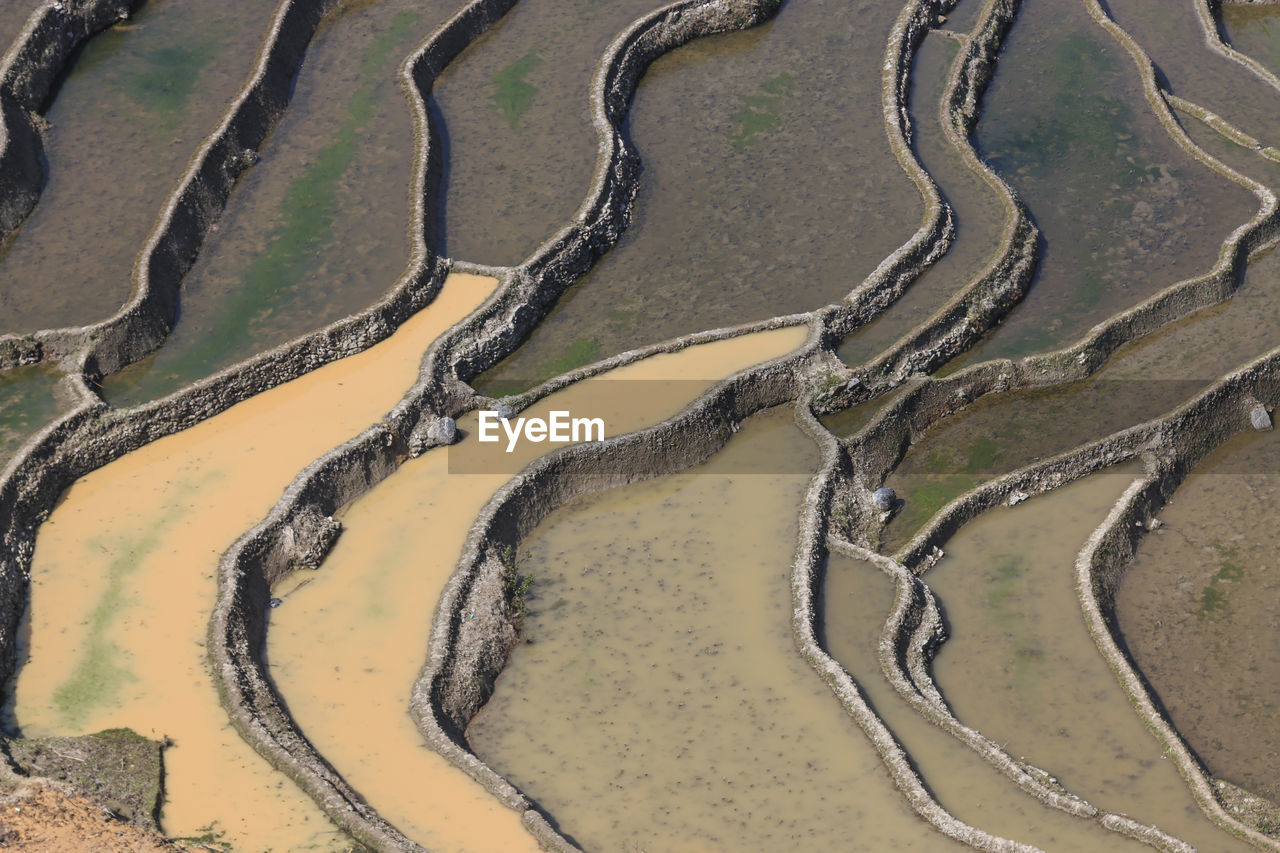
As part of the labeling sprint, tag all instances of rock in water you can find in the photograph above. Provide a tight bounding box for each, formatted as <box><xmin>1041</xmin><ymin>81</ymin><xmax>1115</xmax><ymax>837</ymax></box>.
<box><xmin>873</xmin><ymin>487</ymin><xmax>897</xmax><ymax>511</ymax></box>
<box><xmin>1251</xmin><ymin>404</ymin><xmax>1272</xmax><ymax>432</ymax></box>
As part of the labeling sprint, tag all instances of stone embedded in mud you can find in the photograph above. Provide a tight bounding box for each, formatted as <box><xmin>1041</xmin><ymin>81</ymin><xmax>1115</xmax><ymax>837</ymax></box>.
<box><xmin>1250</xmin><ymin>404</ymin><xmax>1272</xmax><ymax>431</ymax></box>
<box><xmin>409</xmin><ymin>415</ymin><xmax>458</xmax><ymax>455</ymax></box>
<box><xmin>873</xmin><ymin>487</ymin><xmax>897</xmax><ymax>510</ymax></box>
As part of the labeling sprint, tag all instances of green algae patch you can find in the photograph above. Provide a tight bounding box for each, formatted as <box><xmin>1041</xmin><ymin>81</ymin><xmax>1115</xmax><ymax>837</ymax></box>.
<box><xmin>6</xmin><ymin>729</ymin><xmax>164</xmax><ymax>827</ymax></box>
<box><xmin>49</xmin><ymin>483</ymin><xmax>212</xmax><ymax>729</ymax></box>
<box><xmin>491</xmin><ymin>48</ymin><xmax>543</xmax><ymax>127</ymax></box>
<box><xmin>729</xmin><ymin>71</ymin><xmax>794</xmax><ymax>147</ymax></box>
<box><xmin>103</xmin><ymin>9</ymin><xmax>422</xmax><ymax>404</ymax></box>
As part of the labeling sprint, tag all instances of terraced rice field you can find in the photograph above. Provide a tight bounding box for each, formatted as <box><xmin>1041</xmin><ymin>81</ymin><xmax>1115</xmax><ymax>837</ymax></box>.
<box><xmin>1</xmin><ymin>0</ymin><xmax>1280</xmax><ymax>850</ymax></box>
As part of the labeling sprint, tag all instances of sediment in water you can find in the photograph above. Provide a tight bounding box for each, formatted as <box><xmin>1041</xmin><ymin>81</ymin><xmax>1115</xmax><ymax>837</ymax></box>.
<box><xmin>12</xmin><ymin>274</ymin><xmax>496</xmax><ymax>849</ymax></box>
<box><xmin>268</xmin><ymin>326</ymin><xmax>806</xmax><ymax>852</ymax></box>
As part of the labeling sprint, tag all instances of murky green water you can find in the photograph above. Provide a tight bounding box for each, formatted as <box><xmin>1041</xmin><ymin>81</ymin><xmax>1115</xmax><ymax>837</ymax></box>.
<box><xmin>927</xmin><ymin>468</ymin><xmax>1257</xmax><ymax>852</ymax></box>
<box><xmin>473</xmin><ymin>0</ymin><xmax>921</xmax><ymax>395</ymax></box>
<box><xmin>823</xmin><ymin>551</ymin><xmax>1152</xmax><ymax>852</ymax></box>
<box><xmin>880</xmin><ymin>245</ymin><xmax>1280</xmax><ymax>551</ymax></box>
<box><xmin>0</xmin><ymin>365</ymin><xmax>64</xmax><ymax>468</ymax></box>
<box><xmin>838</xmin><ymin>30</ymin><xmax>1006</xmax><ymax>368</ymax></box>
<box><xmin>1118</xmin><ymin>427</ymin><xmax>1280</xmax><ymax>804</ymax></box>
<box><xmin>0</xmin><ymin>0</ymin><xmax>276</xmax><ymax>334</ymax></box>
<box><xmin>431</xmin><ymin>0</ymin><xmax>669</xmax><ymax>267</ymax></box>
<box><xmin>103</xmin><ymin>0</ymin><xmax>461</xmax><ymax>405</ymax></box>
<box><xmin>469</xmin><ymin>407</ymin><xmax>958</xmax><ymax>852</ymax></box>
<box><xmin>948</xmin><ymin>0</ymin><xmax>1255</xmax><ymax>365</ymax></box>
<box><xmin>1222</xmin><ymin>3</ymin><xmax>1280</xmax><ymax>77</ymax></box>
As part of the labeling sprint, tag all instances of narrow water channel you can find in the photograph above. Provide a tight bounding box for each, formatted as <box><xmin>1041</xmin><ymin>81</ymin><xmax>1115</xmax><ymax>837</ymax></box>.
<box><xmin>0</xmin><ymin>0</ymin><xmax>277</xmax><ymax>334</ymax></box>
<box><xmin>879</xmin><ymin>246</ymin><xmax>1280</xmax><ymax>552</ymax></box>
<box><xmin>268</xmin><ymin>324</ymin><xmax>808</xmax><ymax>852</ymax></box>
<box><xmin>12</xmin><ymin>273</ymin><xmax>495</xmax><ymax>850</ymax></box>
<box><xmin>823</xmin><ymin>550</ymin><xmax>1152</xmax><ymax>852</ymax></box>
<box><xmin>926</xmin><ymin>467</ymin><xmax>1258</xmax><ymax>852</ymax></box>
<box><xmin>838</xmin><ymin>27</ymin><xmax>1006</xmax><ymax>368</ymax></box>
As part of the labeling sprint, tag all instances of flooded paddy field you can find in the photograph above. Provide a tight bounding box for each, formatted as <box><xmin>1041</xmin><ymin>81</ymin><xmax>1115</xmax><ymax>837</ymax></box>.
<box><xmin>880</xmin><ymin>246</ymin><xmax>1280</xmax><ymax>551</ymax></box>
<box><xmin>0</xmin><ymin>0</ymin><xmax>276</xmax><ymax>334</ymax></box>
<box><xmin>467</xmin><ymin>408</ymin><xmax>960</xmax><ymax>851</ymax></box>
<box><xmin>3</xmin><ymin>0</ymin><xmax>1280</xmax><ymax>849</ymax></box>
<box><xmin>0</xmin><ymin>365</ymin><xmax>64</xmax><ymax>469</ymax></box>
<box><xmin>431</xmin><ymin>0</ymin><xmax>669</xmax><ymax>267</ymax></box>
<box><xmin>926</xmin><ymin>469</ymin><xmax>1258</xmax><ymax>852</ymax></box>
<box><xmin>103</xmin><ymin>0</ymin><xmax>462</xmax><ymax>405</ymax></box>
<box><xmin>946</xmin><ymin>0</ymin><xmax>1256</xmax><ymax>366</ymax></box>
<box><xmin>268</xmin><ymin>326</ymin><xmax>805</xmax><ymax>852</ymax></box>
<box><xmin>11</xmin><ymin>274</ymin><xmax>495</xmax><ymax>849</ymax></box>
<box><xmin>1118</xmin><ymin>428</ymin><xmax>1280</xmax><ymax>805</ymax></box>
<box><xmin>1222</xmin><ymin>3</ymin><xmax>1280</xmax><ymax>78</ymax></box>
<box><xmin>473</xmin><ymin>0</ymin><xmax>920</xmax><ymax>394</ymax></box>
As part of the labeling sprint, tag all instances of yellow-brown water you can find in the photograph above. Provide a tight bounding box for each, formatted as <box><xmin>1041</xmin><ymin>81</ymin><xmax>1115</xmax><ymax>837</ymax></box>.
<box><xmin>824</xmin><ymin>550</ymin><xmax>1152</xmax><ymax>852</ymax></box>
<box><xmin>12</xmin><ymin>273</ymin><xmax>497</xmax><ymax>850</ymax></box>
<box><xmin>467</xmin><ymin>407</ymin><xmax>958</xmax><ymax>852</ymax></box>
<box><xmin>926</xmin><ymin>466</ymin><xmax>1257</xmax><ymax>852</ymax></box>
<box><xmin>1118</xmin><ymin>427</ymin><xmax>1280</xmax><ymax>804</ymax></box>
<box><xmin>267</xmin><ymin>325</ymin><xmax>809</xmax><ymax>852</ymax></box>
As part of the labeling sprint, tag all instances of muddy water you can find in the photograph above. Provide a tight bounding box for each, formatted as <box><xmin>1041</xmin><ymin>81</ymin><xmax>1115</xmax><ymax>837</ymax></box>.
<box><xmin>1222</xmin><ymin>3</ymin><xmax>1280</xmax><ymax>76</ymax></box>
<box><xmin>267</xmin><ymin>325</ymin><xmax>807</xmax><ymax>852</ymax></box>
<box><xmin>103</xmin><ymin>0</ymin><xmax>461</xmax><ymax>406</ymax></box>
<box><xmin>927</xmin><ymin>467</ymin><xmax>1258</xmax><ymax>852</ymax></box>
<box><xmin>1118</xmin><ymin>428</ymin><xmax>1280</xmax><ymax>804</ymax></box>
<box><xmin>947</xmin><ymin>0</ymin><xmax>1255</xmax><ymax>365</ymax></box>
<box><xmin>12</xmin><ymin>274</ymin><xmax>497</xmax><ymax>850</ymax></box>
<box><xmin>839</xmin><ymin>30</ymin><xmax>1006</xmax><ymax>368</ymax></box>
<box><xmin>880</xmin><ymin>245</ymin><xmax>1280</xmax><ymax>551</ymax></box>
<box><xmin>823</xmin><ymin>551</ymin><xmax>1152</xmax><ymax>852</ymax></box>
<box><xmin>466</xmin><ymin>408</ymin><xmax>960</xmax><ymax>852</ymax></box>
<box><xmin>431</xmin><ymin>0</ymin><xmax>669</xmax><ymax>267</ymax></box>
<box><xmin>1109</xmin><ymin>0</ymin><xmax>1280</xmax><ymax>149</ymax></box>
<box><xmin>473</xmin><ymin>0</ymin><xmax>920</xmax><ymax>395</ymax></box>
<box><xmin>0</xmin><ymin>0</ymin><xmax>276</xmax><ymax>334</ymax></box>
<box><xmin>0</xmin><ymin>365</ymin><xmax>64</xmax><ymax>468</ymax></box>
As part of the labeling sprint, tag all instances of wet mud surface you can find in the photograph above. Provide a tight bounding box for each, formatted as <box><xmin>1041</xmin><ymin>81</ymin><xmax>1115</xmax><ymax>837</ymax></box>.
<box><xmin>431</xmin><ymin>0</ymin><xmax>668</xmax><ymax>267</ymax></box>
<box><xmin>838</xmin><ymin>30</ymin><xmax>1004</xmax><ymax>368</ymax></box>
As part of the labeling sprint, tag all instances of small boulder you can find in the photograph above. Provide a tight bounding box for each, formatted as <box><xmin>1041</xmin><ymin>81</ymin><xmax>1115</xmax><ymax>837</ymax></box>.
<box><xmin>872</xmin><ymin>487</ymin><xmax>897</xmax><ymax>511</ymax></box>
<box><xmin>1251</xmin><ymin>404</ymin><xmax>1272</xmax><ymax>432</ymax></box>
<box><xmin>409</xmin><ymin>415</ymin><xmax>459</xmax><ymax>456</ymax></box>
